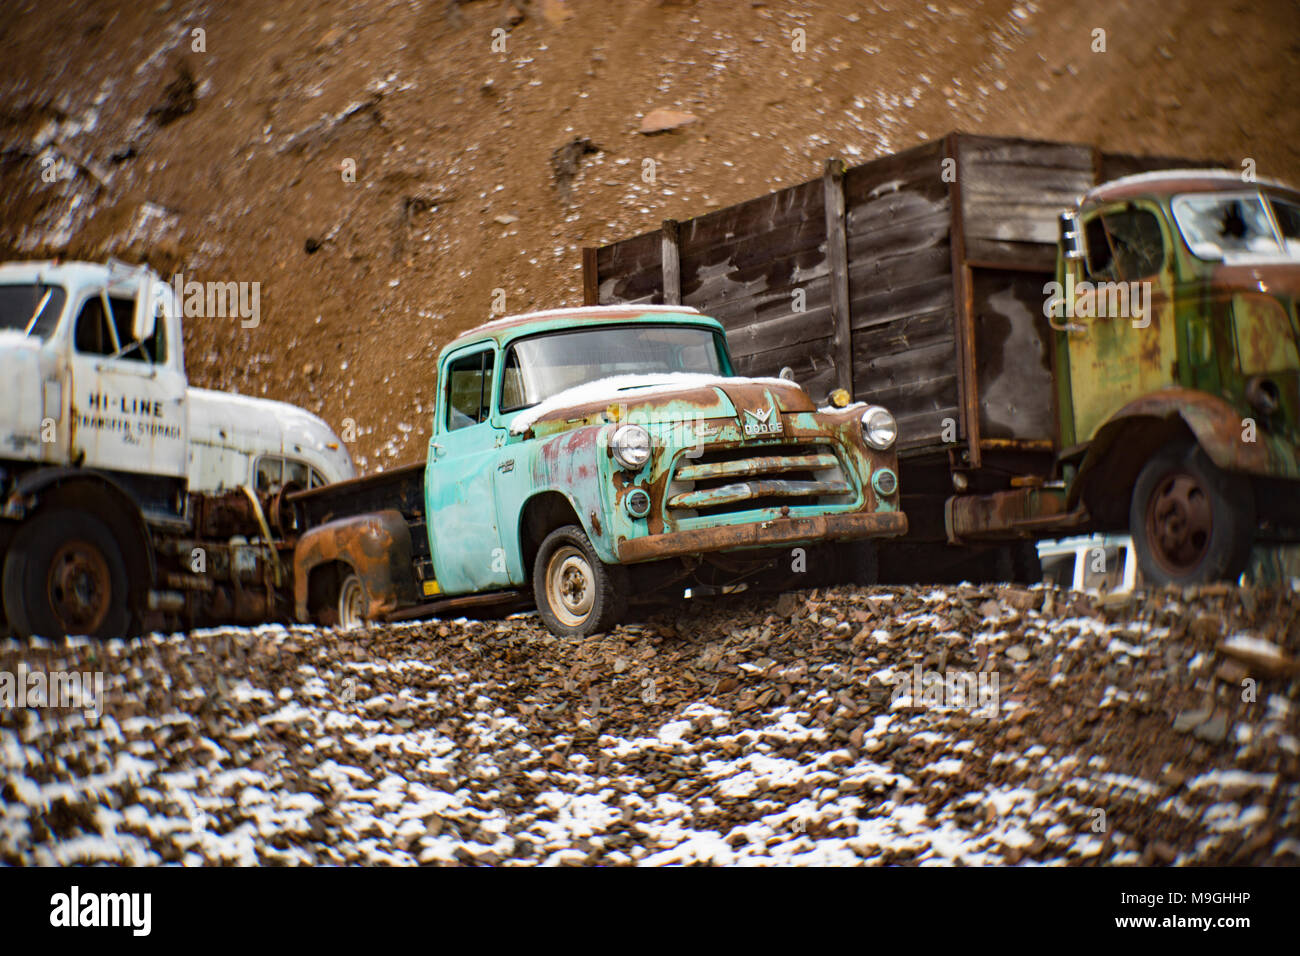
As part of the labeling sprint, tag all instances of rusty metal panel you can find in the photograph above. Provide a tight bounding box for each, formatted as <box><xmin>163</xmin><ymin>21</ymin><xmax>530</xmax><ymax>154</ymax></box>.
<box><xmin>292</xmin><ymin>509</ymin><xmax>416</xmax><ymax>621</ymax></box>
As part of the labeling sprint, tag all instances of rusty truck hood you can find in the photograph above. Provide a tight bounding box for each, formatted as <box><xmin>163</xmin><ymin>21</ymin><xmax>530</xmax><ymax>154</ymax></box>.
<box><xmin>508</xmin><ymin>373</ymin><xmax>815</xmax><ymax>436</ymax></box>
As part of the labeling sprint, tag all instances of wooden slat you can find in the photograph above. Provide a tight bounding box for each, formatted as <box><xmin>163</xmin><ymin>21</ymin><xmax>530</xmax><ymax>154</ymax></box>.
<box><xmin>823</xmin><ymin>158</ymin><xmax>853</xmax><ymax>394</ymax></box>
<box><xmin>661</xmin><ymin>219</ymin><xmax>681</xmax><ymax>305</ymax></box>
<box><xmin>581</xmin><ymin>247</ymin><xmax>598</xmax><ymax>306</ymax></box>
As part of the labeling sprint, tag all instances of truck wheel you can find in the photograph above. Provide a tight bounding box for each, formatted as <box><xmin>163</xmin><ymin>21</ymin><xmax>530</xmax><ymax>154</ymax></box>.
<box><xmin>1130</xmin><ymin>443</ymin><xmax>1254</xmax><ymax>587</ymax></box>
<box><xmin>2</xmin><ymin>509</ymin><xmax>131</xmax><ymax>639</ymax></box>
<box><xmin>533</xmin><ymin>525</ymin><xmax>627</xmax><ymax>637</ymax></box>
<box><xmin>337</xmin><ymin>573</ymin><xmax>367</xmax><ymax>630</ymax></box>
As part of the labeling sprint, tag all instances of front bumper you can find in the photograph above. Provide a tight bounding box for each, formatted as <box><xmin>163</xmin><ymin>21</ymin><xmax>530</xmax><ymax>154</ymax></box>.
<box><xmin>615</xmin><ymin>510</ymin><xmax>908</xmax><ymax>563</ymax></box>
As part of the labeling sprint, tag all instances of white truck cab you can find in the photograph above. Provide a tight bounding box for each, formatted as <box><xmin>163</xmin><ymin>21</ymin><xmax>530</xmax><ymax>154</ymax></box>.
<box><xmin>0</xmin><ymin>259</ymin><xmax>354</xmax><ymax>639</ymax></box>
<box><xmin>0</xmin><ymin>259</ymin><xmax>353</xmax><ymax>497</ymax></box>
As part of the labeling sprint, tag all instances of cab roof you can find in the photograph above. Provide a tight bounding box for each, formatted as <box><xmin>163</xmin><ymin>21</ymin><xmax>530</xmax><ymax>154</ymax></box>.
<box><xmin>0</xmin><ymin>259</ymin><xmax>159</xmax><ymax>292</ymax></box>
<box><xmin>438</xmin><ymin>304</ymin><xmax>720</xmax><ymax>359</ymax></box>
<box><xmin>1084</xmin><ymin>169</ymin><xmax>1300</xmax><ymax>205</ymax></box>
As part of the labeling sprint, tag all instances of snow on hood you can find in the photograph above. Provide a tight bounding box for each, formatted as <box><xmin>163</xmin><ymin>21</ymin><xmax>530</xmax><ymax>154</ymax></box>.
<box><xmin>508</xmin><ymin>372</ymin><xmax>796</xmax><ymax>435</ymax></box>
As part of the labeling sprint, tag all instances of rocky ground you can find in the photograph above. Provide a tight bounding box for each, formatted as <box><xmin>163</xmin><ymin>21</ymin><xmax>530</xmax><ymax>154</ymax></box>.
<box><xmin>2</xmin><ymin>583</ymin><xmax>1297</xmax><ymax>866</ymax></box>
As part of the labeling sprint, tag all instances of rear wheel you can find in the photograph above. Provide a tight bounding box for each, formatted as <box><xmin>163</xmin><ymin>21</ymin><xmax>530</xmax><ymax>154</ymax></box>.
<box><xmin>1130</xmin><ymin>442</ymin><xmax>1254</xmax><ymax>586</ymax></box>
<box><xmin>2</xmin><ymin>509</ymin><xmax>131</xmax><ymax>638</ymax></box>
<box><xmin>533</xmin><ymin>525</ymin><xmax>626</xmax><ymax>637</ymax></box>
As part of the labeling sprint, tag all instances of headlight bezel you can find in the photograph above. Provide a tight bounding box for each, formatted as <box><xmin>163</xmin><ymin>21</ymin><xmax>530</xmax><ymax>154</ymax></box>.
<box><xmin>860</xmin><ymin>405</ymin><xmax>897</xmax><ymax>450</ymax></box>
<box><xmin>610</xmin><ymin>423</ymin><xmax>652</xmax><ymax>470</ymax></box>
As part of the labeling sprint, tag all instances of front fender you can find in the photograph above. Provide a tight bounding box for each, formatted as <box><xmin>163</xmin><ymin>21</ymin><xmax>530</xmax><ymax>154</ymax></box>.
<box><xmin>1080</xmin><ymin>388</ymin><xmax>1300</xmax><ymax>485</ymax></box>
<box><xmin>293</xmin><ymin>509</ymin><xmax>416</xmax><ymax>621</ymax></box>
<box><xmin>522</xmin><ymin>426</ymin><xmax>615</xmax><ymax>562</ymax></box>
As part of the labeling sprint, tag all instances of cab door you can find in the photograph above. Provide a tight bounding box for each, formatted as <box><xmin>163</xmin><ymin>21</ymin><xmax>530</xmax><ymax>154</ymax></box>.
<box><xmin>67</xmin><ymin>281</ymin><xmax>187</xmax><ymax>482</ymax></box>
<box><xmin>424</xmin><ymin>345</ymin><xmax>509</xmax><ymax>595</ymax></box>
<box><xmin>1064</xmin><ymin>203</ymin><xmax>1177</xmax><ymax>443</ymax></box>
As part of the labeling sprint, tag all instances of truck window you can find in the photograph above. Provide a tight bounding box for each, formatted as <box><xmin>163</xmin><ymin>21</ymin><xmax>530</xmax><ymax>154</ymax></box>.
<box><xmin>0</xmin><ymin>283</ymin><xmax>66</xmax><ymax>339</ymax></box>
<box><xmin>1084</xmin><ymin>209</ymin><xmax>1164</xmax><ymax>282</ymax></box>
<box><xmin>107</xmin><ymin>295</ymin><xmax>166</xmax><ymax>363</ymax></box>
<box><xmin>74</xmin><ymin>295</ymin><xmax>117</xmax><ymax>355</ymax></box>
<box><xmin>1173</xmin><ymin>194</ymin><xmax>1280</xmax><ymax>258</ymax></box>
<box><xmin>1270</xmin><ymin>198</ymin><xmax>1300</xmax><ymax>254</ymax></box>
<box><xmin>499</xmin><ymin>324</ymin><xmax>727</xmax><ymax>412</ymax></box>
<box><xmin>446</xmin><ymin>349</ymin><xmax>495</xmax><ymax>430</ymax></box>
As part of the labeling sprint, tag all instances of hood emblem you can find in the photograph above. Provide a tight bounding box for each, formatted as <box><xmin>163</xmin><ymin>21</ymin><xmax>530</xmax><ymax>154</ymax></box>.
<box><xmin>742</xmin><ymin>403</ymin><xmax>782</xmax><ymax>436</ymax></box>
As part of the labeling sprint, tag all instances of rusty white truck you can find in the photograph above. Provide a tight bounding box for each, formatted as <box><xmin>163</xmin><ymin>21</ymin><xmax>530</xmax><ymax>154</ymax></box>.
<box><xmin>0</xmin><ymin>259</ymin><xmax>354</xmax><ymax>638</ymax></box>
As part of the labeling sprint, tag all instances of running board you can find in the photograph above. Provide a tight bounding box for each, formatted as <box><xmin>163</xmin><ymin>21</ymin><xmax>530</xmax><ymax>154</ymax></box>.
<box><xmin>384</xmin><ymin>589</ymin><xmax>528</xmax><ymax>623</ymax></box>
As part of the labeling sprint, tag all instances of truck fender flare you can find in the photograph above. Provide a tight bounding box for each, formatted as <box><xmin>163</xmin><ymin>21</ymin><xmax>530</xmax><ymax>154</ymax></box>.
<box><xmin>517</xmin><ymin>488</ymin><xmax>611</xmax><ymax>572</ymax></box>
<box><xmin>6</xmin><ymin>467</ymin><xmax>155</xmax><ymax>603</ymax></box>
<box><xmin>293</xmin><ymin>509</ymin><xmax>416</xmax><ymax>622</ymax></box>
<box><xmin>1073</xmin><ymin>389</ymin><xmax>1260</xmax><ymax>524</ymax></box>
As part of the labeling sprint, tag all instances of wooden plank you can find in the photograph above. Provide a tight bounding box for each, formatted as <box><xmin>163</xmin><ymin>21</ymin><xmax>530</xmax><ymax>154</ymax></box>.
<box><xmin>1098</xmin><ymin>150</ymin><xmax>1229</xmax><ymax>183</ymax></box>
<box><xmin>679</xmin><ymin>179</ymin><xmax>822</xmax><ymax>250</ymax></box>
<box><xmin>823</xmin><ymin>158</ymin><xmax>853</xmax><ymax>394</ymax></box>
<box><xmin>581</xmin><ymin>247</ymin><xmax>598</xmax><ymax>306</ymax></box>
<box><xmin>661</xmin><ymin>219</ymin><xmax>681</xmax><ymax>305</ymax></box>
<box><xmin>956</xmin><ymin>136</ymin><xmax>1094</xmax><ymax>170</ymax></box>
<box><xmin>962</xmin><ymin>238</ymin><xmax>1058</xmax><ymax>272</ymax></box>
<box><xmin>848</xmin><ymin>274</ymin><xmax>955</xmax><ymax>329</ymax></box>
<box><xmin>964</xmin><ymin>209</ymin><xmax>1067</xmax><ymax>244</ymax></box>
<box><xmin>950</xmin><ymin>132</ymin><xmax>980</xmax><ymax>469</ymax></box>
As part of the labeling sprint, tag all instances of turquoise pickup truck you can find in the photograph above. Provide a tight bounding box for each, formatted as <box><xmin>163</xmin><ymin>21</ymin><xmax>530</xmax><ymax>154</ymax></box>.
<box><xmin>290</xmin><ymin>305</ymin><xmax>907</xmax><ymax>636</ymax></box>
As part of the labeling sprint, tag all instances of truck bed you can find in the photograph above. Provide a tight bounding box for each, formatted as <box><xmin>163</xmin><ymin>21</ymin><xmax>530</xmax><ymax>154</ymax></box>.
<box><xmin>289</xmin><ymin>463</ymin><xmax>429</xmax><ymax>565</ymax></box>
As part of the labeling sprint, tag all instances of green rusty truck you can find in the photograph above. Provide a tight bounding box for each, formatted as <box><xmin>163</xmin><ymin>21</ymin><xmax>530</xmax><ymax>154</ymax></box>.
<box><xmin>584</xmin><ymin>133</ymin><xmax>1300</xmax><ymax>587</ymax></box>
<box><xmin>289</xmin><ymin>305</ymin><xmax>907</xmax><ymax>636</ymax></box>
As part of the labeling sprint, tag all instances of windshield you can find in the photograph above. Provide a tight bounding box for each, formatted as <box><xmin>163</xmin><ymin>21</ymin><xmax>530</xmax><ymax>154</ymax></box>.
<box><xmin>501</xmin><ymin>323</ymin><xmax>728</xmax><ymax>411</ymax></box>
<box><xmin>1172</xmin><ymin>191</ymin><xmax>1300</xmax><ymax>259</ymax></box>
<box><xmin>0</xmin><ymin>283</ymin><xmax>67</xmax><ymax>339</ymax></box>
<box><xmin>1272</xmin><ymin>197</ymin><xmax>1300</xmax><ymax>255</ymax></box>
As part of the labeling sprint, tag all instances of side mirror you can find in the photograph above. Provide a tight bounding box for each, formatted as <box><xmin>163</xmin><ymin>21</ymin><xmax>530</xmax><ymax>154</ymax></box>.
<box><xmin>778</xmin><ymin>366</ymin><xmax>796</xmax><ymax>382</ymax></box>
<box><xmin>132</xmin><ymin>276</ymin><xmax>157</xmax><ymax>343</ymax></box>
<box><xmin>1059</xmin><ymin>211</ymin><xmax>1086</xmax><ymax>262</ymax></box>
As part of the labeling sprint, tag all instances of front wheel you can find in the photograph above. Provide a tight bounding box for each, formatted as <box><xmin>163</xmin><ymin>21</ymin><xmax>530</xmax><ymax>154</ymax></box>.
<box><xmin>2</xmin><ymin>509</ymin><xmax>131</xmax><ymax>638</ymax></box>
<box><xmin>1129</xmin><ymin>442</ymin><xmax>1254</xmax><ymax>587</ymax></box>
<box><xmin>336</xmin><ymin>573</ymin><xmax>367</xmax><ymax>630</ymax></box>
<box><xmin>533</xmin><ymin>525</ymin><xmax>627</xmax><ymax>637</ymax></box>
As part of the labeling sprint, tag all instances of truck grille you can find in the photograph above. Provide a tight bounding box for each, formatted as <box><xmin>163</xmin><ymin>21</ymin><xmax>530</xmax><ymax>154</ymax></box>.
<box><xmin>665</xmin><ymin>442</ymin><xmax>854</xmax><ymax>518</ymax></box>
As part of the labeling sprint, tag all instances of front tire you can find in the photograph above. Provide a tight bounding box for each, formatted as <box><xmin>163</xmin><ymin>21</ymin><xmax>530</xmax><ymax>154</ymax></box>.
<box><xmin>533</xmin><ymin>525</ymin><xmax>626</xmax><ymax>637</ymax></box>
<box><xmin>1130</xmin><ymin>442</ymin><xmax>1254</xmax><ymax>586</ymax></box>
<box><xmin>2</xmin><ymin>509</ymin><xmax>131</xmax><ymax>639</ymax></box>
<box><xmin>336</xmin><ymin>573</ymin><xmax>367</xmax><ymax>630</ymax></box>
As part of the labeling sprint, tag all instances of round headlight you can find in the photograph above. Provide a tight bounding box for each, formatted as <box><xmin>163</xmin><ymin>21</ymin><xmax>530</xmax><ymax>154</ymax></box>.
<box><xmin>860</xmin><ymin>406</ymin><xmax>897</xmax><ymax>450</ymax></box>
<box><xmin>611</xmin><ymin>424</ymin><xmax>652</xmax><ymax>470</ymax></box>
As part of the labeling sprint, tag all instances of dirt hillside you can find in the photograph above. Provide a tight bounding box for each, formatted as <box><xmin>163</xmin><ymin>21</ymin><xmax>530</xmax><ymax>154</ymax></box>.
<box><xmin>2</xmin><ymin>0</ymin><xmax>1298</xmax><ymax>470</ymax></box>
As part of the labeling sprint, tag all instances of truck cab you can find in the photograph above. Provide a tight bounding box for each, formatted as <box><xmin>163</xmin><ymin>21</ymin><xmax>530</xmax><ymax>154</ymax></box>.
<box><xmin>293</xmin><ymin>305</ymin><xmax>907</xmax><ymax>636</ymax></box>
<box><xmin>0</xmin><ymin>259</ymin><xmax>354</xmax><ymax>638</ymax></box>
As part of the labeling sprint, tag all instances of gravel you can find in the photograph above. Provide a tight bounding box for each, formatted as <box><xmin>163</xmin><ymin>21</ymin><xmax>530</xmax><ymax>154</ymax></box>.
<box><xmin>3</xmin><ymin>583</ymin><xmax>1297</xmax><ymax>866</ymax></box>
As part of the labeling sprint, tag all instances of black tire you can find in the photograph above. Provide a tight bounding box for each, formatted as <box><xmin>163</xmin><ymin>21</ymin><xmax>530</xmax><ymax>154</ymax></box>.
<box><xmin>532</xmin><ymin>525</ymin><xmax>627</xmax><ymax>637</ymax></box>
<box><xmin>1129</xmin><ymin>442</ymin><xmax>1255</xmax><ymax>587</ymax></box>
<box><xmin>2</xmin><ymin>509</ymin><xmax>131</xmax><ymax>639</ymax></box>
